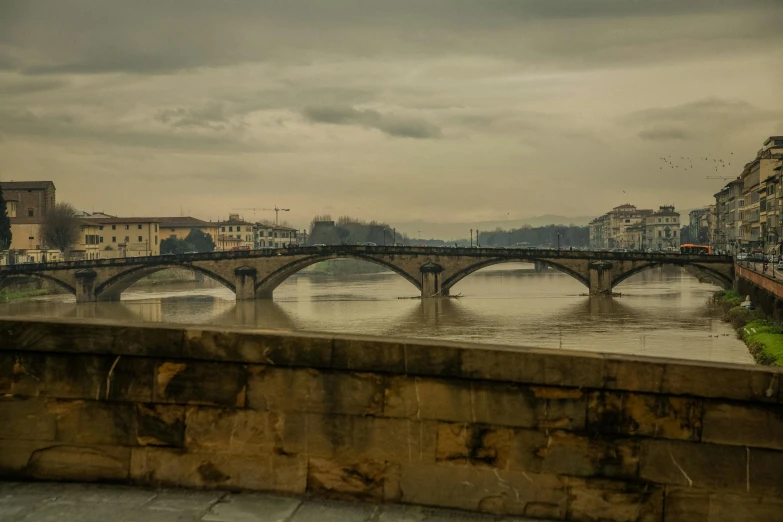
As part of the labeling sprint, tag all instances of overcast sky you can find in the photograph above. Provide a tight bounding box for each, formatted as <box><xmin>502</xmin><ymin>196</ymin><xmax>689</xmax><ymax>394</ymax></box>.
<box><xmin>1</xmin><ymin>0</ymin><xmax>781</xmax><ymax>229</ymax></box>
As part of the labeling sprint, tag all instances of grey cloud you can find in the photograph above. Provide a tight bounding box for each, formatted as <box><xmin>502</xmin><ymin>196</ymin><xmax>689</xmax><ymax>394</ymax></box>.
<box><xmin>1</xmin><ymin>1</ymin><xmax>780</xmax><ymax>75</ymax></box>
<box><xmin>638</xmin><ymin>127</ymin><xmax>692</xmax><ymax>141</ymax></box>
<box><xmin>0</xmin><ymin>76</ymin><xmax>67</xmax><ymax>95</ymax></box>
<box><xmin>155</xmin><ymin>103</ymin><xmax>242</xmax><ymax>131</ymax></box>
<box><xmin>303</xmin><ymin>106</ymin><xmax>442</xmax><ymax>139</ymax></box>
<box><xmin>0</xmin><ymin>108</ymin><xmax>268</xmax><ymax>153</ymax></box>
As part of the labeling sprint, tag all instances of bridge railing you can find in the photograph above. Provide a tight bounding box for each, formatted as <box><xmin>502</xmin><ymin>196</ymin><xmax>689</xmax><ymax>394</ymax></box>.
<box><xmin>0</xmin><ymin>245</ymin><xmax>733</xmax><ymax>273</ymax></box>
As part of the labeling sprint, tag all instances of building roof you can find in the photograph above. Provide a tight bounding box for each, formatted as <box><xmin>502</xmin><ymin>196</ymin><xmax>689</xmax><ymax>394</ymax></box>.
<box><xmin>87</xmin><ymin>217</ymin><xmax>162</xmax><ymax>224</ymax></box>
<box><xmin>0</xmin><ymin>181</ymin><xmax>56</xmax><ymax>190</ymax></box>
<box><xmin>138</xmin><ymin>216</ymin><xmax>213</xmax><ymax>228</ymax></box>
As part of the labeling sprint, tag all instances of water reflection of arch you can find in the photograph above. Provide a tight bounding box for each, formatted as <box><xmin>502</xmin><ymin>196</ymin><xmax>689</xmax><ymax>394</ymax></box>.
<box><xmin>215</xmin><ymin>300</ymin><xmax>298</xmax><ymax>330</ymax></box>
<box><xmin>441</xmin><ymin>258</ymin><xmax>588</xmax><ymax>295</ymax></box>
<box><xmin>256</xmin><ymin>254</ymin><xmax>421</xmax><ymax>298</ymax></box>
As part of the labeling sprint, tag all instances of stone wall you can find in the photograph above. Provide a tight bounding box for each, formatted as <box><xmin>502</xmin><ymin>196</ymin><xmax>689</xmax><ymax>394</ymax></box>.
<box><xmin>736</xmin><ymin>264</ymin><xmax>783</xmax><ymax>320</ymax></box>
<box><xmin>1</xmin><ymin>318</ymin><xmax>782</xmax><ymax>521</ymax></box>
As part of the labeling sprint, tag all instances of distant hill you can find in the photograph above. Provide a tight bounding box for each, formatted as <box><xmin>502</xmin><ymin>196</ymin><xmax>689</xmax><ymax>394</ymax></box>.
<box><xmin>395</xmin><ymin>215</ymin><xmax>595</xmax><ymax>241</ymax></box>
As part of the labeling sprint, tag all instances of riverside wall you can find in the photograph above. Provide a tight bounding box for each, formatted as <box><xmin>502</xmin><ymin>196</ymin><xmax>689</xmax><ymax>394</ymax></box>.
<box><xmin>735</xmin><ymin>264</ymin><xmax>783</xmax><ymax>320</ymax></box>
<box><xmin>1</xmin><ymin>317</ymin><xmax>783</xmax><ymax>522</ymax></box>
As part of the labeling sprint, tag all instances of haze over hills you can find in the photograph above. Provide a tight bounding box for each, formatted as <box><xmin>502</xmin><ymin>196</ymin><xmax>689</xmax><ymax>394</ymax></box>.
<box><xmin>395</xmin><ymin>215</ymin><xmax>596</xmax><ymax>241</ymax></box>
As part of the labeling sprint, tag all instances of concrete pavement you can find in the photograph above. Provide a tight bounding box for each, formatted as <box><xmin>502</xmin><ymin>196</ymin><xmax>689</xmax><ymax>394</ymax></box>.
<box><xmin>0</xmin><ymin>482</ymin><xmax>546</xmax><ymax>522</ymax></box>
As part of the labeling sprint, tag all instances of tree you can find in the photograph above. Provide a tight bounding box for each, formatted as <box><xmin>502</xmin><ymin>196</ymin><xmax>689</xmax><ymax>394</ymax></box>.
<box><xmin>160</xmin><ymin>236</ymin><xmax>189</xmax><ymax>254</ymax></box>
<box><xmin>41</xmin><ymin>202</ymin><xmax>81</xmax><ymax>258</ymax></box>
<box><xmin>185</xmin><ymin>229</ymin><xmax>215</xmax><ymax>252</ymax></box>
<box><xmin>0</xmin><ymin>186</ymin><xmax>11</xmax><ymax>250</ymax></box>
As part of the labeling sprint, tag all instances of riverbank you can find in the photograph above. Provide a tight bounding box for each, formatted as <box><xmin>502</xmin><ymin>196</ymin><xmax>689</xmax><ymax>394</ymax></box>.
<box><xmin>0</xmin><ymin>288</ymin><xmax>59</xmax><ymax>301</ymax></box>
<box><xmin>714</xmin><ymin>289</ymin><xmax>783</xmax><ymax>366</ymax></box>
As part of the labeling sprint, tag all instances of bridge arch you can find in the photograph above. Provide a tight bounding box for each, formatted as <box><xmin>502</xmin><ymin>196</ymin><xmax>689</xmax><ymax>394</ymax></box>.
<box><xmin>255</xmin><ymin>253</ymin><xmax>422</xmax><ymax>298</ymax></box>
<box><xmin>94</xmin><ymin>264</ymin><xmax>235</xmax><ymax>301</ymax></box>
<box><xmin>0</xmin><ymin>273</ymin><xmax>76</xmax><ymax>296</ymax></box>
<box><xmin>439</xmin><ymin>257</ymin><xmax>590</xmax><ymax>295</ymax></box>
<box><xmin>611</xmin><ymin>262</ymin><xmax>733</xmax><ymax>290</ymax></box>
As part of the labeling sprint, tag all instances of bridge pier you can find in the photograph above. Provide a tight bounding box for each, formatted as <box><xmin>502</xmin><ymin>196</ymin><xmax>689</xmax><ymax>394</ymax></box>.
<box><xmin>235</xmin><ymin>267</ymin><xmax>257</xmax><ymax>301</ymax></box>
<box><xmin>420</xmin><ymin>263</ymin><xmax>444</xmax><ymax>298</ymax></box>
<box><xmin>588</xmin><ymin>262</ymin><xmax>613</xmax><ymax>296</ymax></box>
<box><xmin>74</xmin><ymin>269</ymin><xmax>98</xmax><ymax>303</ymax></box>
<box><xmin>534</xmin><ymin>261</ymin><xmax>547</xmax><ymax>272</ymax></box>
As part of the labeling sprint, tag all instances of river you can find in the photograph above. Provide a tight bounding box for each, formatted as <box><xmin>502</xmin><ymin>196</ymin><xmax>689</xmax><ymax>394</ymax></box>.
<box><xmin>0</xmin><ymin>263</ymin><xmax>753</xmax><ymax>365</ymax></box>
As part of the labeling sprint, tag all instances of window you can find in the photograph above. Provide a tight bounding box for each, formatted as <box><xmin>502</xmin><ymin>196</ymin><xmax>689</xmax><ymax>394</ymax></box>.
<box><xmin>99</xmin><ymin>237</ymin><xmax>103</xmax><ymax>243</ymax></box>
<box><xmin>170</xmin><ymin>228</ymin><xmax>175</xmax><ymax>232</ymax></box>
<box><xmin>625</xmin><ymin>219</ymin><xmax>631</xmax><ymax>223</ymax></box>
<box><xmin>221</xmin><ymin>227</ymin><xmax>226</xmax><ymax>232</ymax></box>
<box><xmin>125</xmin><ymin>236</ymin><xmax>129</xmax><ymax>242</ymax></box>
<box><xmin>658</xmin><ymin>231</ymin><xmax>662</xmax><ymax>237</ymax></box>
<box><xmin>138</xmin><ymin>224</ymin><xmax>142</xmax><ymax>230</ymax></box>
<box><xmin>138</xmin><ymin>236</ymin><xmax>142</xmax><ymax>242</ymax></box>
<box><xmin>125</xmin><ymin>225</ymin><xmax>129</xmax><ymax>230</ymax></box>
<box><xmin>155</xmin><ymin>236</ymin><xmax>158</xmax><ymax>245</ymax></box>
<box><xmin>155</xmin><ymin>224</ymin><xmax>158</xmax><ymax>232</ymax></box>
<box><xmin>27</xmin><ymin>209</ymin><xmax>34</xmax><ymax>217</ymax></box>
<box><xmin>665</xmin><ymin>218</ymin><xmax>669</xmax><ymax>223</ymax></box>
<box><xmin>112</xmin><ymin>236</ymin><xmax>116</xmax><ymax>242</ymax></box>
<box><xmin>674</xmin><ymin>230</ymin><xmax>678</xmax><ymax>237</ymax></box>
<box><xmin>658</xmin><ymin>218</ymin><xmax>661</xmax><ymax>223</ymax></box>
<box><xmin>99</xmin><ymin>226</ymin><xmax>104</xmax><ymax>230</ymax></box>
<box><xmin>112</xmin><ymin>225</ymin><xmax>116</xmax><ymax>230</ymax></box>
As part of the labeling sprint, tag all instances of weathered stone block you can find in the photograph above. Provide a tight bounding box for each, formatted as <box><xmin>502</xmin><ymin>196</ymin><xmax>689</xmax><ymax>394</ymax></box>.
<box><xmin>702</xmin><ymin>402</ymin><xmax>783</xmax><ymax>450</ymax></box>
<box><xmin>0</xmin><ymin>319</ymin><xmax>183</xmax><ymax>358</ymax></box>
<box><xmin>397</xmin><ymin>463</ymin><xmax>568</xmax><ymax>518</ymax></box>
<box><xmin>436</xmin><ymin>423</ymin><xmax>513</xmax><ymax>468</ymax></box>
<box><xmin>0</xmin><ymin>353</ymin><xmax>13</xmax><ymax>394</ymax></box>
<box><xmin>246</xmin><ymin>366</ymin><xmax>384</xmax><ymax>415</ymax></box>
<box><xmin>130</xmin><ymin>446</ymin><xmax>306</xmax><ymax>494</ymax></box>
<box><xmin>587</xmin><ymin>392</ymin><xmax>702</xmax><ymax>441</ymax></box>
<box><xmin>26</xmin><ymin>444</ymin><xmax>131</xmax><ymax>482</ymax></box>
<box><xmin>639</xmin><ymin>440</ymin><xmax>746</xmax><ymax>492</ymax></box>
<box><xmin>0</xmin><ymin>397</ymin><xmax>56</xmax><ymax>440</ymax></box>
<box><xmin>664</xmin><ymin>488</ymin><xmax>783</xmax><ymax>522</ymax></box>
<box><xmin>154</xmin><ymin>360</ymin><xmax>246</xmax><ymax>407</ymax></box>
<box><xmin>331</xmin><ymin>336</ymin><xmax>406</xmax><ymax>374</ymax></box>
<box><xmin>306</xmin><ymin>457</ymin><xmax>387</xmax><ymax>501</ymax></box>
<box><xmin>461</xmin><ymin>347</ymin><xmax>604</xmax><ymax>389</ymax></box>
<box><xmin>0</xmin><ymin>439</ymin><xmax>55</xmax><ymax>476</ymax></box>
<box><xmin>661</xmin><ymin>363</ymin><xmax>780</xmax><ymax>403</ymax></box>
<box><xmin>0</xmin><ymin>353</ymin><xmax>154</xmax><ymax>402</ymax></box>
<box><xmin>567</xmin><ymin>477</ymin><xmax>663</xmax><ymax>522</ymax></box>
<box><xmin>184</xmin><ymin>329</ymin><xmax>332</xmax><ymax>367</ymax></box>
<box><xmin>185</xmin><ymin>407</ymin><xmax>280</xmax><ymax>455</ymax></box>
<box><xmin>603</xmin><ymin>357</ymin><xmax>666</xmax><ymax>394</ymax></box>
<box><xmin>136</xmin><ymin>404</ymin><xmax>184</xmax><ymax>447</ymax></box>
<box><xmin>282</xmin><ymin>413</ymin><xmax>437</xmax><ymax>465</ymax></box>
<box><xmin>509</xmin><ymin>430</ymin><xmax>639</xmax><ymax>480</ymax></box>
<box><xmin>384</xmin><ymin>377</ymin><xmax>585</xmax><ymax>430</ymax></box>
<box><xmin>748</xmin><ymin>447</ymin><xmax>783</xmax><ymax>497</ymax></box>
<box><xmin>51</xmin><ymin>400</ymin><xmax>137</xmax><ymax>445</ymax></box>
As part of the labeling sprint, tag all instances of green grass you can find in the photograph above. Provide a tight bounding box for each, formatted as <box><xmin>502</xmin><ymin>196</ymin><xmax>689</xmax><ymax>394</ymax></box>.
<box><xmin>740</xmin><ymin>319</ymin><xmax>783</xmax><ymax>366</ymax></box>
<box><xmin>0</xmin><ymin>288</ymin><xmax>56</xmax><ymax>301</ymax></box>
<box><xmin>715</xmin><ymin>289</ymin><xmax>744</xmax><ymax>308</ymax></box>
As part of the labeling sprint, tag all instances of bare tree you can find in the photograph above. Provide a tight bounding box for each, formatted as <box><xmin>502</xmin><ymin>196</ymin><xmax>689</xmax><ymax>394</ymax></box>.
<box><xmin>41</xmin><ymin>203</ymin><xmax>81</xmax><ymax>259</ymax></box>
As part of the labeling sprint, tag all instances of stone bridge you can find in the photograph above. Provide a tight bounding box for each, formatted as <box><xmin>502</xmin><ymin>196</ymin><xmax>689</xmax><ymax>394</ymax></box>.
<box><xmin>0</xmin><ymin>246</ymin><xmax>735</xmax><ymax>302</ymax></box>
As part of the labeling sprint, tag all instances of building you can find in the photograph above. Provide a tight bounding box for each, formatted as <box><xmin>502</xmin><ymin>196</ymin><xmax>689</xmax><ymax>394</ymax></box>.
<box><xmin>645</xmin><ymin>206</ymin><xmax>681</xmax><ymax>251</ymax></box>
<box><xmin>0</xmin><ymin>181</ymin><xmax>55</xmax><ymax>219</ymax></box>
<box><xmin>77</xmin><ymin>217</ymin><xmax>161</xmax><ymax>259</ymax></box>
<box><xmin>713</xmin><ymin>178</ymin><xmax>743</xmax><ymax>254</ymax></box>
<box><xmin>589</xmin><ymin>204</ymin><xmax>653</xmax><ymax>250</ymax></box>
<box><xmin>147</xmin><ymin>216</ymin><xmax>219</xmax><ymax>244</ymax></box>
<box><xmin>255</xmin><ymin>223</ymin><xmax>298</xmax><ymax>249</ymax></box>
<box><xmin>688</xmin><ymin>207</ymin><xmax>715</xmax><ymax>246</ymax></box>
<box><xmin>216</xmin><ymin>214</ymin><xmax>255</xmax><ymax>250</ymax></box>
<box><xmin>735</xmin><ymin>136</ymin><xmax>783</xmax><ymax>252</ymax></box>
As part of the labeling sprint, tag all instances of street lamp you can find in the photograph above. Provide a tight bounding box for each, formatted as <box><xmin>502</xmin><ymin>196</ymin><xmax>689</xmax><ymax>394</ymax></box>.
<box><xmin>470</xmin><ymin>229</ymin><xmax>473</xmax><ymax>247</ymax></box>
<box><xmin>557</xmin><ymin>231</ymin><xmax>562</xmax><ymax>250</ymax></box>
<box><xmin>477</xmin><ymin>229</ymin><xmax>480</xmax><ymax>248</ymax></box>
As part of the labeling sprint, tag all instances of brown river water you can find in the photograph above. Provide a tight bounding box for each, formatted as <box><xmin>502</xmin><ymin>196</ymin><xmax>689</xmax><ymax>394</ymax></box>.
<box><xmin>0</xmin><ymin>263</ymin><xmax>753</xmax><ymax>365</ymax></box>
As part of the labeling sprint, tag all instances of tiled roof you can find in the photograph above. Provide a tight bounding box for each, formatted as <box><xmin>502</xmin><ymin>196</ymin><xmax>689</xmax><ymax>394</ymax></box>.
<box><xmin>0</xmin><ymin>181</ymin><xmax>55</xmax><ymax>190</ymax></box>
<box><xmin>139</xmin><ymin>216</ymin><xmax>213</xmax><ymax>228</ymax></box>
<box><xmin>87</xmin><ymin>217</ymin><xmax>162</xmax><ymax>224</ymax></box>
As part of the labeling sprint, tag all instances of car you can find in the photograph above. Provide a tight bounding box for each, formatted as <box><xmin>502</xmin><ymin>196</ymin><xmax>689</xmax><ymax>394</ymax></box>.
<box><xmin>312</xmin><ymin>243</ymin><xmax>327</xmax><ymax>247</ymax></box>
<box><xmin>184</xmin><ymin>251</ymin><xmax>198</xmax><ymax>255</ymax></box>
<box><xmin>161</xmin><ymin>252</ymin><xmax>175</xmax><ymax>256</ymax></box>
<box><xmin>736</xmin><ymin>252</ymin><xmax>748</xmax><ymax>260</ymax></box>
<box><xmin>361</xmin><ymin>242</ymin><xmax>377</xmax><ymax>247</ymax></box>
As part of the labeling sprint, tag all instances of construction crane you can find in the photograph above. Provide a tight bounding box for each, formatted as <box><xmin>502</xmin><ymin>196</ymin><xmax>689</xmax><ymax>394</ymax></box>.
<box><xmin>232</xmin><ymin>206</ymin><xmax>290</xmax><ymax>225</ymax></box>
<box><xmin>706</xmin><ymin>176</ymin><xmax>735</xmax><ymax>180</ymax></box>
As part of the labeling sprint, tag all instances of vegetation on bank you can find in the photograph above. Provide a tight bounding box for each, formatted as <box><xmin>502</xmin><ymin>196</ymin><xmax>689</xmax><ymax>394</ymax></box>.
<box><xmin>714</xmin><ymin>289</ymin><xmax>783</xmax><ymax>366</ymax></box>
<box><xmin>0</xmin><ymin>288</ymin><xmax>61</xmax><ymax>301</ymax></box>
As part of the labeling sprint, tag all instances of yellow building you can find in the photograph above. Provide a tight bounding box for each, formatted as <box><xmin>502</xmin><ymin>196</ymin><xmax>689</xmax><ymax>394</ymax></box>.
<box><xmin>79</xmin><ymin>217</ymin><xmax>161</xmax><ymax>259</ymax></box>
<box><xmin>155</xmin><ymin>216</ymin><xmax>219</xmax><ymax>243</ymax></box>
<box><xmin>216</xmin><ymin>214</ymin><xmax>255</xmax><ymax>250</ymax></box>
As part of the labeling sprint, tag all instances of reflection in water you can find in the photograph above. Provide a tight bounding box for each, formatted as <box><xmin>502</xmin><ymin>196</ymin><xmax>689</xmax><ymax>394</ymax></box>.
<box><xmin>0</xmin><ymin>264</ymin><xmax>753</xmax><ymax>365</ymax></box>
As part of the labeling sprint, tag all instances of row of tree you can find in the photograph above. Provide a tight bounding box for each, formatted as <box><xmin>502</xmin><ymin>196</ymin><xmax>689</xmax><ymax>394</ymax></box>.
<box><xmin>160</xmin><ymin>230</ymin><xmax>216</xmax><ymax>254</ymax></box>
